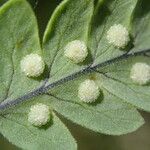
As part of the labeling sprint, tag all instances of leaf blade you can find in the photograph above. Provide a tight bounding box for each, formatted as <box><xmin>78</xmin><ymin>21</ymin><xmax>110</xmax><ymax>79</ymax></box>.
<box><xmin>97</xmin><ymin>55</ymin><xmax>150</xmax><ymax>111</ymax></box>
<box><xmin>89</xmin><ymin>0</ymin><xmax>138</xmax><ymax>64</ymax></box>
<box><xmin>131</xmin><ymin>0</ymin><xmax>150</xmax><ymax>52</ymax></box>
<box><xmin>47</xmin><ymin>75</ymin><xmax>144</xmax><ymax>135</ymax></box>
<box><xmin>0</xmin><ymin>103</ymin><xmax>77</xmax><ymax>150</ymax></box>
<box><xmin>43</xmin><ymin>0</ymin><xmax>94</xmax><ymax>81</ymax></box>
<box><xmin>0</xmin><ymin>1</ymin><xmax>77</xmax><ymax>149</ymax></box>
<box><xmin>0</xmin><ymin>0</ymin><xmax>42</xmax><ymax>102</ymax></box>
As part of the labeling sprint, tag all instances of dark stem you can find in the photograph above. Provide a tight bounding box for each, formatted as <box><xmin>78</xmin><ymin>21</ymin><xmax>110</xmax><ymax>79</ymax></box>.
<box><xmin>0</xmin><ymin>49</ymin><xmax>149</xmax><ymax>112</ymax></box>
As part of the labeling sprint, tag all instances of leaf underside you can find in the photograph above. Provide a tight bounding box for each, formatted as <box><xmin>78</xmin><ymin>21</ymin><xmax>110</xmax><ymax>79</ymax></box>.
<box><xmin>0</xmin><ymin>0</ymin><xmax>150</xmax><ymax>150</ymax></box>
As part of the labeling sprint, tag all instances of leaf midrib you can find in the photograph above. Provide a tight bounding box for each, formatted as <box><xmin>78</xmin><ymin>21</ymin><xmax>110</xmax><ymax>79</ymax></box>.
<box><xmin>0</xmin><ymin>49</ymin><xmax>149</xmax><ymax>112</ymax></box>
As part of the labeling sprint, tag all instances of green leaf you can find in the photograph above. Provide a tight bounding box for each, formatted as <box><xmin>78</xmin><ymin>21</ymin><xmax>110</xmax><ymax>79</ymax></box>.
<box><xmin>131</xmin><ymin>0</ymin><xmax>150</xmax><ymax>52</ymax></box>
<box><xmin>0</xmin><ymin>0</ymin><xmax>150</xmax><ymax>149</ymax></box>
<box><xmin>43</xmin><ymin>0</ymin><xmax>94</xmax><ymax>81</ymax></box>
<box><xmin>47</xmin><ymin>75</ymin><xmax>144</xmax><ymax>135</ymax></box>
<box><xmin>95</xmin><ymin>55</ymin><xmax>150</xmax><ymax>111</ymax></box>
<box><xmin>41</xmin><ymin>0</ymin><xmax>145</xmax><ymax>135</ymax></box>
<box><xmin>0</xmin><ymin>0</ymin><xmax>76</xmax><ymax>149</ymax></box>
<box><xmin>88</xmin><ymin>0</ymin><xmax>138</xmax><ymax>64</ymax></box>
<box><xmin>0</xmin><ymin>0</ymin><xmax>41</xmax><ymax>102</ymax></box>
<box><xmin>0</xmin><ymin>97</ymin><xmax>77</xmax><ymax>150</ymax></box>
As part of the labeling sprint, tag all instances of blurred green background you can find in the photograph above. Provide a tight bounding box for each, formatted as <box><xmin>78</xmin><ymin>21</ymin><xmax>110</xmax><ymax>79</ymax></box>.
<box><xmin>0</xmin><ymin>0</ymin><xmax>150</xmax><ymax>149</ymax></box>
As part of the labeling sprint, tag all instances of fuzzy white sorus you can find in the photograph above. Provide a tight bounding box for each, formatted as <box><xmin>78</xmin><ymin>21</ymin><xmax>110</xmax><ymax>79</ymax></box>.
<box><xmin>64</xmin><ymin>40</ymin><xmax>88</xmax><ymax>63</ymax></box>
<box><xmin>106</xmin><ymin>24</ymin><xmax>130</xmax><ymax>48</ymax></box>
<box><xmin>28</xmin><ymin>103</ymin><xmax>50</xmax><ymax>127</ymax></box>
<box><xmin>130</xmin><ymin>62</ymin><xmax>150</xmax><ymax>85</ymax></box>
<box><xmin>78</xmin><ymin>79</ymin><xmax>100</xmax><ymax>103</ymax></box>
<box><xmin>20</xmin><ymin>54</ymin><xmax>45</xmax><ymax>77</ymax></box>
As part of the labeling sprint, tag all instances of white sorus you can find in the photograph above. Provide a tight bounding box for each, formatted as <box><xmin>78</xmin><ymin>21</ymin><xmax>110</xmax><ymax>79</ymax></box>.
<box><xmin>28</xmin><ymin>103</ymin><xmax>50</xmax><ymax>127</ymax></box>
<box><xmin>130</xmin><ymin>62</ymin><xmax>150</xmax><ymax>85</ymax></box>
<box><xmin>64</xmin><ymin>40</ymin><xmax>88</xmax><ymax>63</ymax></box>
<box><xmin>106</xmin><ymin>24</ymin><xmax>130</xmax><ymax>48</ymax></box>
<box><xmin>78</xmin><ymin>79</ymin><xmax>100</xmax><ymax>103</ymax></box>
<box><xmin>20</xmin><ymin>54</ymin><xmax>45</xmax><ymax>77</ymax></box>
